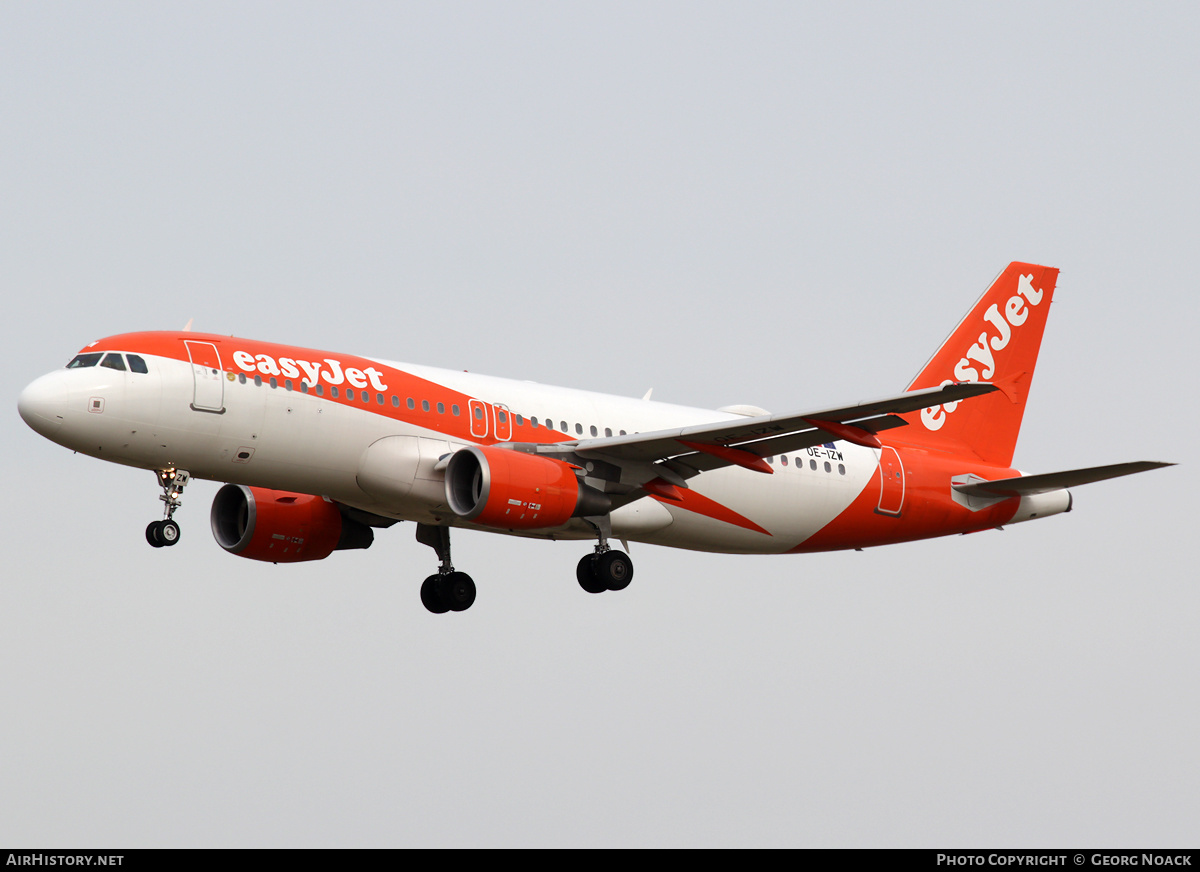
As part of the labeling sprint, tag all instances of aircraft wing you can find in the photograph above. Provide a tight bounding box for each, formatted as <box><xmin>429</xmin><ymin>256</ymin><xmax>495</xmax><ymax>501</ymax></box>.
<box><xmin>951</xmin><ymin>461</ymin><xmax>1176</xmax><ymax>498</ymax></box>
<box><xmin>532</xmin><ymin>382</ymin><xmax>997</xmax><ymax>490</ymax></box>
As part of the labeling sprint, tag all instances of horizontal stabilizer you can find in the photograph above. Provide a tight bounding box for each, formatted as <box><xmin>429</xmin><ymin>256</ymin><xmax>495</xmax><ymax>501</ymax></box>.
<box><xmin>953</xmin><ymin>461</ymin><xmax>1175</xmax><ymax>498</ymax></box>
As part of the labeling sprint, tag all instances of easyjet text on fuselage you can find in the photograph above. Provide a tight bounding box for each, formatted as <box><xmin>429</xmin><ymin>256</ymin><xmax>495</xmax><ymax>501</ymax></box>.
<box><xmin>231</xmin><ymin>350</ymin><xmax>389</xmax><ymax>392</ymax></box>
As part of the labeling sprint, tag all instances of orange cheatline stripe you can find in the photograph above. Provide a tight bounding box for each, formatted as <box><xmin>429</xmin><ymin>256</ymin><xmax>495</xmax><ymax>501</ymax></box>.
<box><xmin>651</xmin><ymin>488</ymin><xmax>771</xmax><ymax>536</ymax></box>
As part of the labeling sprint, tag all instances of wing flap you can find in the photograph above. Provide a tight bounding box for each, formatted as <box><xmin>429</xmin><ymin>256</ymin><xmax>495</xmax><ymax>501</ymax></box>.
<box><xmin>649</xmin><ymin>414</ymin><xmax>909</xmax><ymax>478</ymax></box>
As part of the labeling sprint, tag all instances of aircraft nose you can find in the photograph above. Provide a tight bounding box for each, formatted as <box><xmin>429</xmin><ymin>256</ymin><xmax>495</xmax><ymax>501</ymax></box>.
<box><xmin>18</xmin><ymin>371</ymin><xmax>68</xmax><ymax>437</ymax></box>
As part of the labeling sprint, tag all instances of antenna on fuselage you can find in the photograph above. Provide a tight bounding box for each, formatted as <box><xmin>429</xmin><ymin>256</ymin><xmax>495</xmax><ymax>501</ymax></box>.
<box><xmin>182</xmin><ymin>318</ymin><xmax>193</xmax><ymax>332</ymax></box>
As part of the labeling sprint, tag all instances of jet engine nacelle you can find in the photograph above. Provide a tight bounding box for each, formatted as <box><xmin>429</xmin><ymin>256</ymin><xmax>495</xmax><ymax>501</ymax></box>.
<box><xmin>445</xmin><ymin>445</ymin><xmax>611</xmax><ymax>530</ymax></box>
<box><xmin>210</xmin><ymin>484</ymin><xmax>373</xmax><ymax>563</ymax></box>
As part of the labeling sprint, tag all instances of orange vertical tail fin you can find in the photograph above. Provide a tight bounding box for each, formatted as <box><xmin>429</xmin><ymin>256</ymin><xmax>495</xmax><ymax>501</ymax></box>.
<box><xmin>899</xmin><ymin>262</ymin><xmax>1059</xmax><ymax>466</ymax></box>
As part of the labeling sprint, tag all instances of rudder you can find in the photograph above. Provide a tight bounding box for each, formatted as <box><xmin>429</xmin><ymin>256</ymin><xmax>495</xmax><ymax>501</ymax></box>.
<box><xmin>900</xmin><ymin>262</ymin><xmax>1059</xmax><ymax>466</ymax></box>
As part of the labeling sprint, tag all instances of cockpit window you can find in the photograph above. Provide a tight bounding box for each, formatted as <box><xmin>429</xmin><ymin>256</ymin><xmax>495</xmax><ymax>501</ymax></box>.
<box><xmin>66</xmin><ymin>353</ymin><xmax>102</xmax><ymax>369</ymax></box>
<box><xmin>100</xmin><ymin>353</ymin><xmax>127</xmax><ymax>371</ymax></box>
<box><xmin>127</xmin><ymin>354</ymin><xmax>148</xmax><ymax>374</ymax></box>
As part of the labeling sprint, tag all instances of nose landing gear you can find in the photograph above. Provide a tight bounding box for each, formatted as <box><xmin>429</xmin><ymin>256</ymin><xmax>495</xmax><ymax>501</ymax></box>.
<box><xmin>146</xmin><ymin>468</ymin><xmax>189</xmax><ymax>548</ymax></box>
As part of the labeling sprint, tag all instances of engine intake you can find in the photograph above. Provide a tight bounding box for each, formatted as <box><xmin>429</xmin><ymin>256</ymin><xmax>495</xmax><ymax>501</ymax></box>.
<box><xmin>445</xmin><ymin>445</ymin><xmax>610</xmax><ymax>530</ymax></box>
<box><xmin>210</xmin><ymin>484</ymin><xmax>373</xmax><ymax>563</ymax></box>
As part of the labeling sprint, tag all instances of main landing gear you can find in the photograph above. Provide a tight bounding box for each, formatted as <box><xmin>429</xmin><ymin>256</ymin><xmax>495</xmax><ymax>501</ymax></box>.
<box><xmin>416</xmin><ymin>523</ymin><xmax>476</xmax><ymax>614</ymax></box>
<box><xmin>414</xmin><ymin>518</ymin><xmax>635</xmax><ymax>613</ymax></box>
<box><xmin>576</xmin><ymin>515</ymin><xmax>634</xmax><ymax>594</ymax></box>
<box><xmin>146</xmin><ymin>468</ymin><xmax>189</xmax><ymax>548</ymax></box>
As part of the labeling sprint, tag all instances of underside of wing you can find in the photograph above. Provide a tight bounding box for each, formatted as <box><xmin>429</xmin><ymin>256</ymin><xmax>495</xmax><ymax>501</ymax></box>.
<box><xmin>952</xmin><ymin>461</ymin><xmax>1175</xmax><ymax>498</ymax></box>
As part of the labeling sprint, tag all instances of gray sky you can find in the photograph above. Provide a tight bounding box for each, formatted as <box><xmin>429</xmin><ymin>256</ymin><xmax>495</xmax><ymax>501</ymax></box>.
<box><xmin>2</xmin><ymin>1</ymin><xmax>1195</xmax><ymax>848</ymax></box>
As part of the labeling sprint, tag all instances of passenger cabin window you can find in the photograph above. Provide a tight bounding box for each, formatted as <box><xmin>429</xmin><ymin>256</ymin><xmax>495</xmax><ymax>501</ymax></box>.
<box><xmin>67</xmin><ymin>353</ymin><xmax>102</xmax><ymax>369</ymax></box>
<box><xmin>100</xmin><ymin>353</ymin><xmax>126</xmax><ymax>371</ymax></box>
<box><xmin>127</xmin><ymin>354</ymin><xmax>148</xmax><ymax>374</ymax></box>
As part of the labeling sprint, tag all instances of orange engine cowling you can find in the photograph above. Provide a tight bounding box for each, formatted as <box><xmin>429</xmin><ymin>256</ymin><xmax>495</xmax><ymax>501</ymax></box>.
<box><xmin>210</xmin><ymin>484</ymin><xmax>373</xmax><ymax>563</ymax></box>
<box><xmin>445</xmin><ymin>445</ymin><xmax>611</xmax><ymax>530</ymax></box>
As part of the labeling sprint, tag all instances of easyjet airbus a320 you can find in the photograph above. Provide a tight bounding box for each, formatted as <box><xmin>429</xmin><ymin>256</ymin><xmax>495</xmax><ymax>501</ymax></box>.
<box><xmin>18</xmin><ymin>263</ymin><xmax>1172</xmax><ymax>613</ymax></box>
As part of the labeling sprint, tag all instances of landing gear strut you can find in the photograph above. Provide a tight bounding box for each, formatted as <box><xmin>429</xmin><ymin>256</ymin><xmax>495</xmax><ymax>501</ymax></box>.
<box><xmin>146</xmin><ymin>468</ymin><xmax>189</xmax><ymax>548</ymax></box>
<box><xmin>577</xmin><ymin>515</ymin><xmax>634</xmax><ymax>594</ymax></box>
<box><xmin>416</xmin><ymin>523</ymin><xmax>476</xmax><ymax>614</ymax></box>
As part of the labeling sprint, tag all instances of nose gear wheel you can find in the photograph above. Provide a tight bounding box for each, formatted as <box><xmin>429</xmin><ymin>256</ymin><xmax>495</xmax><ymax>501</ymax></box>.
<box><xmin>146</xmin><ymin>469</ymin><xmax>189</xmax><ymax>548</ymax></box>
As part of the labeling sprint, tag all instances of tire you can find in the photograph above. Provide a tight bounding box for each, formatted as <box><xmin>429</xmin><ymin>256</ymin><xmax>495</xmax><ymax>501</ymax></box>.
<box><xmin>595</xmin><ymin>550</ymin><xmax>633</xmax><ymax>591</ymax></box>
<box><xmin>441</xmin><ymin>572</ymin><xmax>476</xmax><ymax>612</ymax></box>
<box><xmin>158</xmin><ymin>519</ymin><xmax>181</xmax><ymax>546</ymax></box>
<box><xmin>421</xmin><ymin>575</ymin><xmax>450</xmax><ymax>614</ymax></box>
<box><xmin>576</xmin><ymin>554</ymin><xmax>608</xmax><ymax>594</ymax></box>
<box><xmin>146</xmin><ymin>521</ymin><xmax>164</xmax><ymax>548</ymax></box>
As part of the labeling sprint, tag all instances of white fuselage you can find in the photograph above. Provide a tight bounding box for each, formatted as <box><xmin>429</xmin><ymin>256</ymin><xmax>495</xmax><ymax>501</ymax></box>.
<box><xmin>21</xmin><ymin>346</ymin><xmax>877</xmax><ymax>554</ymax></box>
